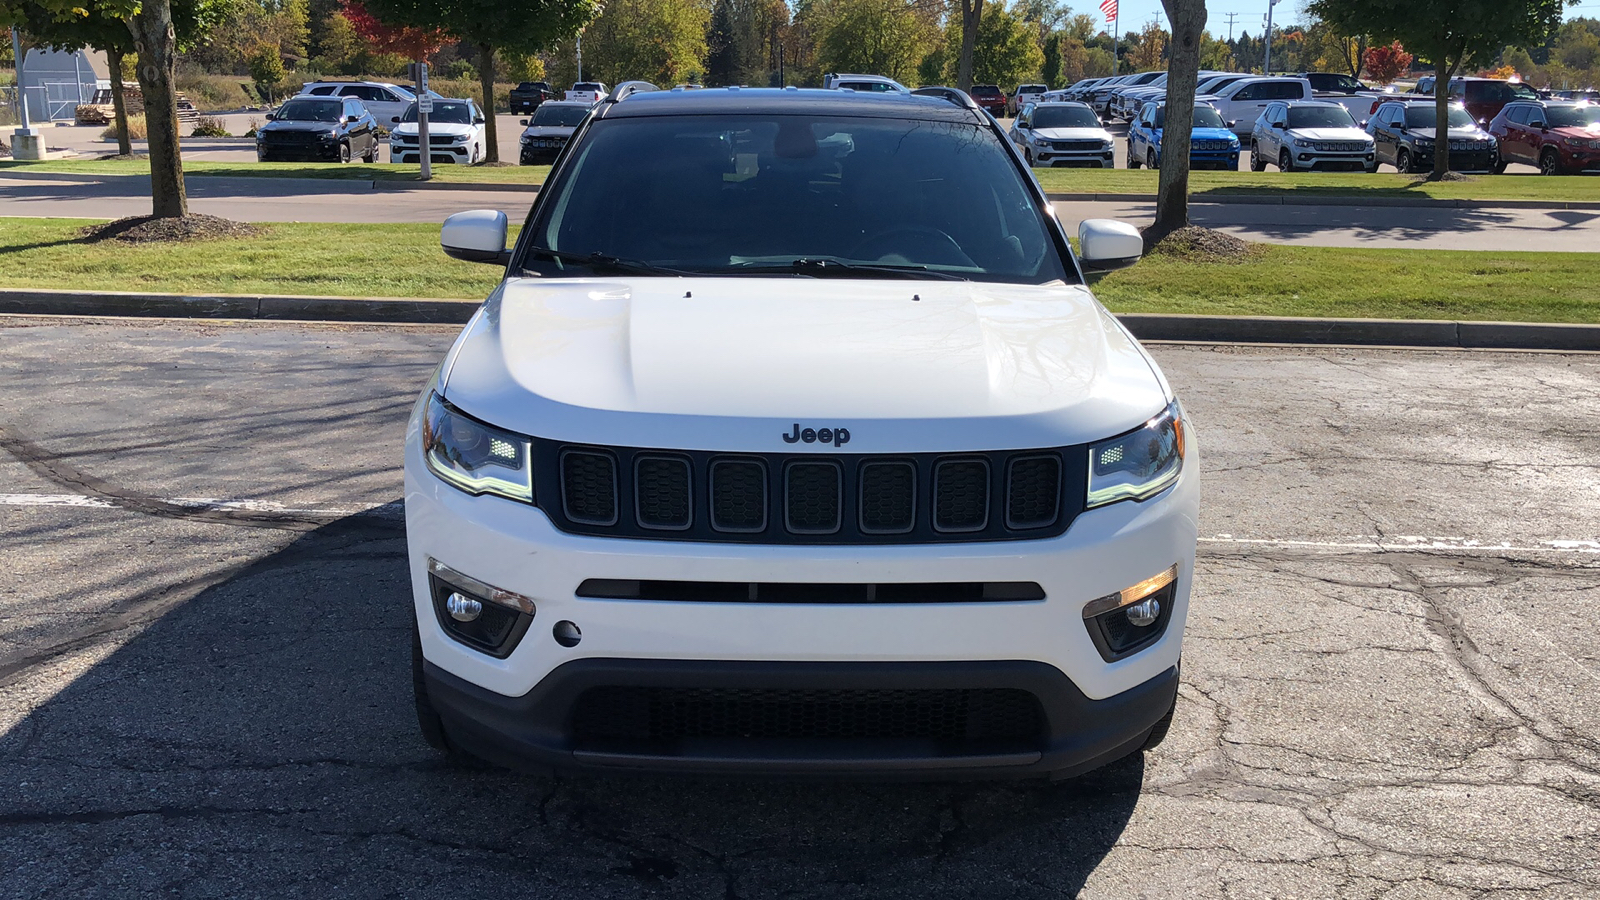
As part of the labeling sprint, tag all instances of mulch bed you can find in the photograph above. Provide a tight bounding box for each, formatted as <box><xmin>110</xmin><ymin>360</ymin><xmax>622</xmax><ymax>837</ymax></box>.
<box><xmin>78</xmin><ymin>214</ymin><xmax>264</xmax><ymax>244</ymax></box>
<box><xmin>95</xmin><ymin>153</ymin><xmax>149</xmax><ymax>161</ymax></box>
<box><xmin>1141</xmin><ymin>225</ymin><xmax>1263</xmax><ymax>264</ymax></box>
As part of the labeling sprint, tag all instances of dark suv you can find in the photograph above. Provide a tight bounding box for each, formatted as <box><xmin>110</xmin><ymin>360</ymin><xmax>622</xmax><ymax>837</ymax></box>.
<box><xmin>1366</xmin><ymin>100</ymin><xmax>1498</xmax><ymax>173</ymax></box>
<box><xmin>255</xmin><ymin>96</ymin><xmax>379</xmax><ymax>163</ymax></box>
<box><xmin>1487</xmin><ymin>101</ymin><xmax>1600</xmax><ymax>175</ymax></box>
<box><xmin>969</xmin><ymin>84</ymin><xmax>1008</xmax><ymax>116</ymax></box>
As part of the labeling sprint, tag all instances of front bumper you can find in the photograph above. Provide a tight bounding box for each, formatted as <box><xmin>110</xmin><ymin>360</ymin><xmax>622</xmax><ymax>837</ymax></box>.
<box><xmin>257</xmin><ymin>139</ymin><xmax>341</xmax><ymax>161</ymax></box>
<box><xmin>405</xmin><ymin>418</ymin><xmax>1198</xmax><ymax>776</ymax></box>
<box><xmin>1031</xmin><ymin>148</ymin><xmax>1115</xmax><ymax>167</ymax></box>
<box><xmin>1408</xmin><ymin>147</ymin><xmax>1497</xmax><ymax>173</ymax></box>
<box><xmin>1292</xmin><ymin>150</ymin><xmax>1377</xmax><ymax>171</ymax></box>
<box><xmin>392</xmin><ymin>142</ymin><xmax>470</xmax><ymax>164</ymax></box>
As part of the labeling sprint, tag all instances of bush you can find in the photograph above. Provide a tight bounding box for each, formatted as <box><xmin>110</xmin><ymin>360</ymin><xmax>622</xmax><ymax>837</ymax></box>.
<box><xmin>443</xmin><ymin>59</ymin><xmax>478</xmax><ymax>81</ymax></box>
<box><xmin>243</xmin><ymin>116</ymin><xmax>262</xmax><ymax>138</ymax></box>
<box><xmin>174</xmin><ymin>71</ymin><xmax>254</xmax><ymax>111</ymax></box>
<box><xmin>102</xmin><ymin>115</ymin><xmax>147</xmax><ymax>141</ymax></box>
<box><xmin>191</xmin><ymin>115</ymin><xmax>231</xmax><ymax>137</ymax></box>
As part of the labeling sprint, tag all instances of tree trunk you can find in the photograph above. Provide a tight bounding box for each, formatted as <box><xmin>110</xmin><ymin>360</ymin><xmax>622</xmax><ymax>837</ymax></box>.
<box><xmin>478</xmin><ymin>42</ymin><xmax>499</xmax><ymax>164</ymax></box>
<box><xmin>1432</xmin><ymin>54</ymin><xmax>1458</xmax><ymax>180</ymax></box>
<box><xmin>127</xmin><ymin>0</ymin><xmax>186</xmax><ymax>218</ymax></box>
<box><xmin>1147</xmin><ymin>0</ymin><xmax>1206</xmax><ymax>246</ymax></box>
<box><xmin>957</xmin><ymin>0</ymin><xmax>981</xmax><ymax>91</ymax></box>
<box><xmin>108</xmin><ymin>47</ymin><xmax>132</xmax><ymax>157</ymax></box>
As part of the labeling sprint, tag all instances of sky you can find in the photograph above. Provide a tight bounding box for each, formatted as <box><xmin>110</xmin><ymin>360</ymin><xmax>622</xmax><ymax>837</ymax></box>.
<box><xmin>1097</xmin><ymin>0</ymin><xmax>1600</xmax><ymax>42</ymax></box>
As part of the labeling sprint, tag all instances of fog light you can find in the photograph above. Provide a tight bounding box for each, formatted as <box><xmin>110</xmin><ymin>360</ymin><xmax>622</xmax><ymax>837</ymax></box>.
<box><xmin>1083</xmin><ymin>564</ymin><xmax>1178</xmax><ymax>661</ymax></box>
<box><xmin>1126</xmin><ymin>596</ymin><xmax>1161</xmax><ymax>627</ymax></box>
<box><xmin>446</xmin><ymin>592</ymin><xmax>482</xmax><ymax>622</ymax></box>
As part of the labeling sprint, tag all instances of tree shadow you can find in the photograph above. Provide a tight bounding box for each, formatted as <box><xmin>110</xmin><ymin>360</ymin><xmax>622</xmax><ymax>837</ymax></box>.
<box><xmin>0</xmin><ymin>513</ymin><xmax>1146</xmax><ymax>898</ymax></box>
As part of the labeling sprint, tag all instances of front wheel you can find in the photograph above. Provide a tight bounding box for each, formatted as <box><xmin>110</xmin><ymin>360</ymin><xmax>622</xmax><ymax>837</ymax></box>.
<box><xmin>1397</xmin><ymin>148</ymin><xmax>1415</xmax><ymax>174</ymax></box>
<box><xmin>1127</xmin><ymin>142</ymin><xmax>1141</xmax><ymax>169</ymax></box>
<box><xmin>1540</xmin><ymin>148</ymin><xmax>1565</xmax><ymax>176</ymax></box>
<box><xmin>1491</xmin><ymin>157</ymin><xmax>1507</xmax><ymax>175</ymax></box>
<box><xmin>1147</xmin><ymin>148</ymin><xmax>1158</xmax><ymax>171</ymax></box>
<box><xmin>1365</xmin><ymin>162</ymin><xmax>1379</xmax><ymax>174</ymax></box>
<box><xmin>1024</xmin><ymin>149</ymin><xmax>1034</xmax><ymax>167</ymax></box>
<box><xmin>338</xmin><ymin>141</ymin><xmax>352</xmax><ymax>164</ymax></box>
<box><xmin>1278</xmin><ymin>149</ymin><xmax>1293</xmax><ymax>173</ymax></box>
<box><xmin>1249</xmin><ymin>142</ymin><xmax>1267</xmax><ymax>171</ymax></box>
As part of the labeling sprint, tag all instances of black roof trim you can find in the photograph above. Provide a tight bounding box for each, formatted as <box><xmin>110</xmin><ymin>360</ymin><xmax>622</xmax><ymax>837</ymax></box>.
<box><xmin>594</xmin><ymin>87</ymin><xmax>986</xmax><ymax>122</ymax></box>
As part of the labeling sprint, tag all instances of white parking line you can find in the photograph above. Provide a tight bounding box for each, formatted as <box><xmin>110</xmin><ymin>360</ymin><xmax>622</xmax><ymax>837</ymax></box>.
<box><xmin>2</xmin><ymin>492</ymin><xmax>1593</xmax><ymax>554</ymax></box>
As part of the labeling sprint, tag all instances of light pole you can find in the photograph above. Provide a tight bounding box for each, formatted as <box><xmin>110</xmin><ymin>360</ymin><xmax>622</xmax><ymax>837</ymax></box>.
<box><xmin>576</xmin><ymin>31</ymin><xmax>583</xmax><ymax>84</ymax></box>
<box><xmin>9</xmin><ymin>27</ymin><xmax>43</xmax><ymax>160</ymax></box>
<box><xmin>1262</xmin><ymin>0</ymin><xmax>1281</xmax><ymax>75</ymax></box>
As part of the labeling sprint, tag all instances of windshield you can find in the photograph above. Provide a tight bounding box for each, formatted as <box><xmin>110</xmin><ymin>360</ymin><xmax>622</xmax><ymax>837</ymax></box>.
<box><xmin>402</xmin><ymin>101</ymin><xmax>473</xmax><ymax>124</ymax></box>
<box><xmin>524</xmin><ymin>114</ymin><xmax>1069</xmax><ymax>284</ymax></box>
<box><xmin>1545</xmin><ymin>106</ymin><xmax>1600</xmax><ymax>128</ymax></box>
<box><xmin>275</xmin><ymin>99</ymin><xmax>342</xmax><ymax>122</ymax></box>
<box><xmin>532</xmin><ymin>105</ymin><xmax>591</xmax><ymax>127</ymax></box>
<box><xmin>1287</xmin><ymin>106</ymin><xmax>1357</xmax><ymax>129</ymax></box>
<box><xmin>971</xmin><ymin>85</ymin><xmax>1001</xmax><ymax>96</ymax></box>
<box><xmin>840</xmin><ymin>81</ymin><xmax>900</xmax><ymax>92</ymax></box>
<box><xmin>1154</xmin><ymin>106</ymin><xmax>1227</xmax><ymax>129</ymax></box>
<box><xmin>573</xmin><ymin>83</ymin><xmax>604</xmax><ymax>92</ymax></box>
<box><xmin>1473</xmin><ymin>81</ymin><xmax>1538</xmax><ymax>102</ymax></box>
<box><xmin>1032</xmin><ymin>106</ymin><xmax>1100</xmax><ymax>129</ymax></box>
<box><xmin>1404</xmin><ymin>106</ymin><xmax>1474</xmax><ymax>128</ymax></box>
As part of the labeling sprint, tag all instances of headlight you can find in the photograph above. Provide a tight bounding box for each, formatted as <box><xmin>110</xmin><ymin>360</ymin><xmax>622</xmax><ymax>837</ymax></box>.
<box><xmin>422</xmin><ymin>393</ymin><xmax>534</xmax><ymax>503</ymax></box>
<box><xmin>1415</xmin><ymin>138</ymin><xmax>1434</xmax><ymax>148</ymax></box>
<box><xmin>1293</xmin><ymin>138</ymin><xmax>1312</xmax><ymax>148</ymax></box>
<box><xmin>452</xmin><ymin>134</ymin><xmax>470</xmax><ymax>142</ymax></box>
<box><xmin>1032</xmin><ymin>136</ymin><xmax>1051</xmax><ymax>147</ymax></box>
<box><xmin>1102</xmin><ymin>139</ymin><xmax>1114</xmax><ymax>149</ymax></box>
<box><xmin>1087</xmin><ymin>401</ymin><xmax>1185</xmax><ymax>508</ymax></box>
<box><xmin>1229</xmin><ymin>137</ymin><xmax>1240</xmax><ymax>147</ymax></box>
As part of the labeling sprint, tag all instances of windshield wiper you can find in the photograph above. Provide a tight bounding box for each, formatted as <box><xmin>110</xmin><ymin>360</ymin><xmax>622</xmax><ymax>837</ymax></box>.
<box><xmin>717</xmin><ymin>258</ymin><xmax>970</xmax><ymax>281</ymax></box>
<box><xmin>524</xmin><ymin>248</ymin><xmax>695</xmax><ymax>277</ymax></box>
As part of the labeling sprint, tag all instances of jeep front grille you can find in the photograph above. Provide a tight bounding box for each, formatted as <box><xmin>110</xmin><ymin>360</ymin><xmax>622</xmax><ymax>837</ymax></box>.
<box><xmin>533</xmin><ymin>441</ymin><xmax>1086</xmax><ymax>544</ymax></box>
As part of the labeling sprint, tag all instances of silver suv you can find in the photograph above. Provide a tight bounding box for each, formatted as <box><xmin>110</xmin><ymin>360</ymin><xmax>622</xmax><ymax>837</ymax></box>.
<box><xmin>1251</xmin><ymin>100</ymin><xmax>1376</xmax><ymax>172</ymax></box>
<box><xmin>299</xmin><ymin>81</ymin><xmax>417</xmax><ymax>128</ymax></box>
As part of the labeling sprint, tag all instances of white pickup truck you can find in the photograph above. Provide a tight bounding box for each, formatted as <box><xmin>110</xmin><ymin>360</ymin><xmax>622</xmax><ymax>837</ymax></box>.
<box><xmin>564</xmin><ymin>81</ymin><xmax>609</xmax><ymax>105</ymax></box>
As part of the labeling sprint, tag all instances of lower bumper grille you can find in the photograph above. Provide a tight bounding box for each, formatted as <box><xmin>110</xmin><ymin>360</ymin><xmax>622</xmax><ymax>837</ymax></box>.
<box><xmin>572</xmin><ymin>686</ymin><xmax>1046</xmax><ymax>744</ymax></box>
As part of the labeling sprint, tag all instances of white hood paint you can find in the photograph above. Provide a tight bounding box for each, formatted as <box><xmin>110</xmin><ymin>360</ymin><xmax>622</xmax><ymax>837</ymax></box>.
<box><xmin>1287</xmin><ymin>127</ymin><xmax>1372</xmax><ymax>142</ymax></box>
<box><xmin>441</xmin><ymin>277</ymin><xmax>1169</xmax><ymax>453</ymax></box>
<box><xmin>392</xmin><ymin>122</ymin><xmax>476</xmax><ymax>139</ymax></box>
<box><xmin>1032</xmin><ymin>126</ymin><xmax>1113</xmax><ymax>142</ymax></box>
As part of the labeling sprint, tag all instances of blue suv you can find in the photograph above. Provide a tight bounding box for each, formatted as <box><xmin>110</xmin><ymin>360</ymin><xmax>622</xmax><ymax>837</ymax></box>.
<box><xmin>1127</xmin><ymin>101</ymin><xmax>1241</xmax><ymax>170</ymax></box>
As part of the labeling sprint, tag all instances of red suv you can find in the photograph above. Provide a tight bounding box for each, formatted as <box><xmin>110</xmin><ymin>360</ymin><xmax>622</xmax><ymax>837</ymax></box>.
<box><xmin>969</xmin><ymin>84</ymin><xmax>1008</xmax><ymax>117</ymax></box>
<box><xmin>1411</xmin><ymin>76</ymin><xmax>1540</xmax><ymax>126</ymax></box>
<box><xmin>1487</xmin><ymin>100</ymin><xmax>1600</xmax><ymax>175</ymax></box>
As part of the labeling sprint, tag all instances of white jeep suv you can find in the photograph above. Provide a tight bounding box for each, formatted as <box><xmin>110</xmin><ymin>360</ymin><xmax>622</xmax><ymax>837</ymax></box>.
<box><xmin>405</xmin><ymin>86</ymin><xmax>1198</xmax><ymax>779</ymax></box>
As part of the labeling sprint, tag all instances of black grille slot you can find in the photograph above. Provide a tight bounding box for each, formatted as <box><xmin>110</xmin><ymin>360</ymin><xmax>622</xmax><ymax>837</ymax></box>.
<box><xmin>785</xmin><ymin>461</ymin><xmax>842</xmax><ymax>534</ymax></box>
<box><xmin>859</xmin><ymin>461</ymin><xmax>915</xmax><ymax>533</ymax></box>
<box><xmin>561</xmin><ymin>450</ymin><xmax>618</xmax><ymax>525</ymax></box>
<box><xmin>1006</xmin><ymin>455</ymin><xmax>1061</xmax><ymax>529</ymax></box>
<box><xmin>710</xmin><ymin>459</ymin><xmax>766</xmax><ymax>532</ymax></box>
<box><xmin>572</xmin><ymin>687</ymin><xmax>1045</xmax><ymax>745</ymax></box>
<box><xmin>635</xmin><ymin>455</ymin><xmax>691</xmax><ymax>530</ymax></box>
<box><xmin>576</xmin><ymin>579</ymin><xmax>1045</xmax><ymax>603</ymax></box>
<box><xmin>934</xmin><ymin>459</ymin><xmax>989</xmax><ymax>532</ymax></box>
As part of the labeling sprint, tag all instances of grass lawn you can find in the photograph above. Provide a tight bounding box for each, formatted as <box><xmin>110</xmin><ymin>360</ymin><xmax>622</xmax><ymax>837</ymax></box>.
<box><xmin>0</xmin><ymin>218</ymin><xmax>1596</xmax><ymax>324</ymax></box>
<box><xmin>0</xmin><ymin>158</ymin><xmax>551</xmax><ymax>185</ymax></box>
<box><xmin>1032</xmin><ymin>168</ymin><xmax>1600</xmax><ymax>202</ymax></box>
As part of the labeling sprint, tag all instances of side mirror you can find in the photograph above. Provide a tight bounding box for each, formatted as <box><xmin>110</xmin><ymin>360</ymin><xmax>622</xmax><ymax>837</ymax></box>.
<box><xmin>264</xmin><ymin>113</ymin><xmax>275</xmax><ymax>120</ymax></box>
<box><xmin>1227</xmin><ymin>120</ymin><xmax>1237</xmax><ymax>129</ymax></box>
<box><xmin>391</xmin><ymin>116</ymin><xmax>400</xmax><ymax>124</ymax></box>
<box><xmin>1530</xmin><ymin>120</ymin><xmax>1546</xmax><ymax>130</ymax></box>
<box><xmin>475</xmin><ymin>116</ymin><xmax>486</xmax><ymax>124</ymax></box>
<box><xmin>441</xmin><ymin>209</ymin><xmax>510</xmax><ymax>266</ymax></box>
<box><xmin>519</xmin><ymin>118</ymin><xmax>530</xmax><ymax>125</ymax></box>
<box><xmin>1078</xmin><ymin>219</ymin><xmax>1143</xmax><ymax>274</ymax></box>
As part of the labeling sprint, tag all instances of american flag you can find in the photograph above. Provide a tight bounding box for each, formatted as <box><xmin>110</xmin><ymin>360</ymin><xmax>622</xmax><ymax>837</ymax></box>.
<box><xmin>1099</xmin><ymin>0</ymin><xmax>1117</xmax><ymax>23</ymax></box>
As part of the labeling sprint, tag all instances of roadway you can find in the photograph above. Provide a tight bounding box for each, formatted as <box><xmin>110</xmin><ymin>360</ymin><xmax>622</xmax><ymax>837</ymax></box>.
<box><xmin>1</xmin><ymin>318</ymin><xmax>1597</xmax><ymax>896</ymax></box>
<box><xmin>2</xmin><ymin>173</ymin><xmax>1596</xmax><ymax>252</ymax></box>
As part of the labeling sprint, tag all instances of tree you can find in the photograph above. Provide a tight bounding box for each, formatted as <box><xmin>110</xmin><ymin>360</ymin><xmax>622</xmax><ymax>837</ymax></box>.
<box><xmin>1129</xmin><ymin>18</ymin><xmax>1167</xmax><ymax>70</ymax></box>
<box><xmin>942</xmin><ymin>1</ymin><xmax>1043</xmax><ymax>88</ymax></box>
<box><xmin>816</xmin><ymin>0</ymin><xmax>936</xmax><ymax>83</ymax></box>
<box><xmin>1147</xmin><ymin>0</ymin><xmax>1204</xmax><ymax>245</ymax></box>
<box><xmin>363</xmin><ymin>0</ymin><xmax>596</xmax><ymax>162</ymax></box>
<box><xmin>1310</xmin><ymin>0</ymin><xmax>1570</xmax><ymax>177</ymax></box>
<box><xmin>1058</xmin><ymin>34</ymin><xmax>1089</xmax><ymax>83</ymax></box>
<box><xmin>13</xmin><ymin>0</ymin><xmax>138</xmax><ymax>155</ymax></box>
<box><xmin>1040</xmin><ymin>31</ymin><xmax>1059</xmax><ymax>87</ymax></box>
<box><xmin>247</xmin><ymin>43</ymin><xmax>286</xmax><ymax>104</ymax></box>
<box><xmin>343</xmin><ymin>0</ymin><xmax>447</xmax><ymax>60</ymax></box>
<box><xmin>1363</xmin><ymin>40</ymin><xmax>1411</xmax><ymax>84</ymax></box>
<box><xmin>955</xmin><ymin>0</ymin><xmax>979</xmax><ymax>90</ymax></box>
<box><xmin>578</xmin><ymin>0</ymin><xmax>708</xmax><ymax>86</ymax></box>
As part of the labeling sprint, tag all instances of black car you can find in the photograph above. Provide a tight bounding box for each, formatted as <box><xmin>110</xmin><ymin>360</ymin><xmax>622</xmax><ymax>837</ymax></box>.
<box><xmin>257</xmin><ymin>96</ymin><xmax>380</xmax><ymax>163</ymax></box>
<box><xmin>1366</xmin><ymin>101</ymin><xmax>1499</xmax><ymax>173</ymax></box>
<box><xmin>510</xmin><ymin>81</ymin><xmax>555</xmax><ymax>114</ymax></box>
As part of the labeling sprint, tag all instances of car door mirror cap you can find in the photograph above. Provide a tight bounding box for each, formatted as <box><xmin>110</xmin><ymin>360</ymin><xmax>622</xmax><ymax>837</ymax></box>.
<box><xmin>1078</xmin><ymin>219</ymin><xmax>1143</xmax><ymax>273</ymax></box>
<box><xmin>441</xmin><ymin>209</ymin><xmax>511</xmax><ymax>266</ymax></box>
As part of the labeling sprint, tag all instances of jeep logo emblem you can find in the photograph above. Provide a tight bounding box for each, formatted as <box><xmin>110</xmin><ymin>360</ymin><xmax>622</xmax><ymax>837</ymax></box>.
<box><xmin>782</xmin><ymin>423</ymin><xmax>851</xmax><ymax>447</ymax></box>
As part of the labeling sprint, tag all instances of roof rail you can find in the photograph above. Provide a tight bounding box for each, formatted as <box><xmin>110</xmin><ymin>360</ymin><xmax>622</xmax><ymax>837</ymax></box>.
<box><xmin>610</xmin><ymin>81</ymin><xmax>660</xmax><ymax>102</ymax></box>
<box><xmin>910</xmin><ymin>86</ymin><xmax>979</xmax><ymax>110</ymax></box>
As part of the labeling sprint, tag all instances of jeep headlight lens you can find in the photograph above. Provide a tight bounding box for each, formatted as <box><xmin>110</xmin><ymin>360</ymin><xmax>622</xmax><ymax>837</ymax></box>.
<box><xmin>423</xmin><ymin>393</ymin><xmax>533</xmax><ymax>502</ymax></box>
<box><xmin>1087</xmin><ymin>401</ymin><xmax>1185</xmax><ymax>508</ymax></box>
<box><xmin>1293</xmin><ymin>138</ymin><xmax>1312</xmax><ymax>148</ymax></box>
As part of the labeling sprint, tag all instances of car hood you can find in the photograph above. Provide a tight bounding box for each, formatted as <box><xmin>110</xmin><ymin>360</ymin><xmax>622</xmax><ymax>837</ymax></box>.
<box><xmin>1032</xmin><ymin>127</ymin><xmax>1112</xmax><ymax>141</ymax></box>
<box><xmin>440</xmin><ymin>277</ymin><xmax>1168</xmax><ymax>452</ymax></box>
<box><xmin>1407</xmin><ymin>126</ymin><xmax>1491</xmax><ymax>140</ymax></box>
<box><xmin>392</xmin><ymin>122</ymin><xmax>476</xmax><ymax>137</ymax></box>
<box><xmin>1152</xmin><ymin>127</ymin><xmax>1235</xmax><ymax>141</ymax></box>
<box><xmin>260</xmin><ymin>119</ymin><xmax>338</xmax><ymax>133</ymax></box>
<box><xmin>520</xmin><ymin>125</ymin><xmax>577</xmax><ymax>139</ymax></box>
<box><xmin>1552</xmin><ymin>124</ymin><xmax>1600</xmax><ymax>139</ymax></box>
<box><xmin>1286</xmin><ymin>127</ymin><xmax>1371</xmax><ymax>141</ymax></box>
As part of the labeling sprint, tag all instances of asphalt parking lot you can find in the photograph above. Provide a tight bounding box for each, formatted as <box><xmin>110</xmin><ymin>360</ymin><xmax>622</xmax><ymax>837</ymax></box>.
<box><xmin>1</xmin><ymin>317</ymin><xmax>1596</xmax><ymax>898</ymax></box>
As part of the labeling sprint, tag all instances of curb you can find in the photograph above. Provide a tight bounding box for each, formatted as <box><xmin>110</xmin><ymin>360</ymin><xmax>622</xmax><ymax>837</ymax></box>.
<box><xmin>3</xmin><ymin>170</ymin><xmax>1592</xmax><ymax>210</ymax></box>
<box><xmin>3</xmin><ymin>288</ymin><xmax>1597</xmax><ymax>351</ymax></box>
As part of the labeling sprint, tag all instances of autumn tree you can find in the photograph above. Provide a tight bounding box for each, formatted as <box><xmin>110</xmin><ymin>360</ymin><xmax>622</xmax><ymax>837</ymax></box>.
<box><xmin>1363</xmin><ymin>40</ymin><xmax>1411</xmax><ymax>84</ymax></box>
<box><xmin>342</xmin><ymin>0</ymin><xmax>447</xmax><ymax>60</ymax></box>
<box><xmin>1310</xmin><ymin>0</ymin><xmax>1570</xmax><ymax>177</ymax></box>
<box><xmin>363</xmin><ymin>0</ymin><xmax>595</xmax><ymax>162</ymax></box>
<box><xmin>1146</xmin><ymin>0</ymin><xmax>1204</xmax><ymax>245</ymax></box>
<box><xmin>1128</xmin><ymin>18</ymin><xmax>1167</xmax><ymax>70</ymax></box>
<box><xmin>942</xmin><ymin>1</ymin><xmax>1043</xmax><ymax>87</ymax></box>
<box><xmin>578</xmin><ymin>0</ymin><xmax>708</xmax><ymax>86</ymax></box>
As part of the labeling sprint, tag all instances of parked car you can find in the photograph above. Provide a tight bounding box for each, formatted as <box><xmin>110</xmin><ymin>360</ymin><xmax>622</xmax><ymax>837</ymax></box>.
<box><xmin>1487</xmin><ymin>100</ymin><xmax>1600</xmax><ymax>175</ymax></box>
<box><xmin>1092</xmin><ymin>71</ymin><xmax>1162</xmax><ymax>116</ymax></box>
<box><xmin>1250</xmin><ymin>100</ymin><xmax>1377</xmax><ymax>172</ymax></box>
<box><xmin>510</xmin><ymin>81</ymin><xmax>556</xmax><ymax>114</ymax></box>
<box><xmin>390</xmin><ymin>98</ymin><xmax>488</xmax><ymax>165</ymax></box>
<box><xmin>1298</xmin><ymin>72</ymin><xmax>1368</xmax><ymax>95</ymax></box>
<box><xmin>518</xmin><ymin>100</ymin><xmax>592</xmax><ymax>165</ymax></box>
<box><xmin>1009</xmin><ymin>83</ymin><xmax>1047</xmax><ymax>116</ymax></box>
<box><xmin>1127</xmin><ymin>101</ymin><xmax>1241</xmax><ymax>170</ymax></box>
<box><xmin>298</xmin><ymin>80</ymin><xmax>416</xmax><ymax>128</ymax></box>
<box><xmin>414</xmin><ymin>86</ymin><xmax>1195</xmax><ymax>779</ymax></box>
<box><xmin>1366</xmin><ymin>100</ymin><xmax>1499</xmax><ymax>173</ymax></box>
<box><xmin>1195</xmin><ymin>73</ymin><xmax>1254</xmax><ymax>97</ymax></box>
<box><xmin>566</xmin><ymin>81</ymin><xmax>610</xmax><ymax>104</ymax></box>
<box><xmin>969</xmin><ymin>84</ymin><xmax>1008</xmax><ymax>116</ymax></box>
<box><xmin>823</xmin><ymin>73</ymin><xmax>910</xmax><ymax>93</ymax></box>
<box><xmin>1010</xmin><ymin>101</ymin><xmax>1114</xmax><ymax>167</ymax></box>
<box><xmin>1410</xmin><ymin>76</ymin><xmax>1539</xmax><ymax>126</ymax></box>
<box><xmin>1205</xmin><ymin>77</ymin><xmax>1315</xmax><ymax>136</ymax></box>
<box><xmin>256</xmin><ymin>95</ymin><xmax>379</xmax><ymax>163</ymax></box>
